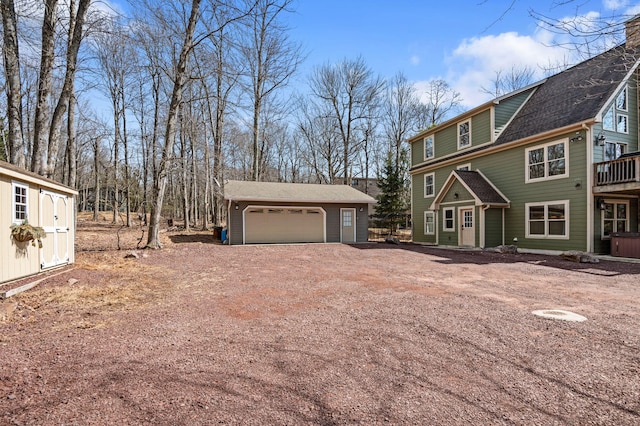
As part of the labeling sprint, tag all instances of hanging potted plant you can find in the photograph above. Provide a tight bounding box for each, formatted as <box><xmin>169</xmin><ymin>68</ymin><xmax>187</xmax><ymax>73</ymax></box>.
<box><xmin>10</xmin><ymin>219</ymin><xmax>46</xmax><ymax>248</ymax></box>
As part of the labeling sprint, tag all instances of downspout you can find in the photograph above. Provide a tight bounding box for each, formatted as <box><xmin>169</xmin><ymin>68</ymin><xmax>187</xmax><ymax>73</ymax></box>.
<box><xmin>584</xmin><ymin>123</ymin><xmax>593</xmax><ymax>253</ymax></box>
<box><xmin>502</xmin><ymin>207</ymin><xmax>505</xmax><ymax>246</ymax></box>
<box><xmin>481</xmin><ymin>205</ymin><xmax>491</xmax><ymax>248</ymax></box>
<box><xmin>227</xmin><ymin>198</ymin><xmax>232</xmax><ymax>245</ymax></box>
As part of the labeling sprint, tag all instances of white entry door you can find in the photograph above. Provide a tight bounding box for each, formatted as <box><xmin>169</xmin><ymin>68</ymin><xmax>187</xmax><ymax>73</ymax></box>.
<box><xmin>341</xmin><ymin>208</ymin><xmax>356</xmax><ymax>243</ymax></box>
<box><xmin>459</xmin><ymin>207</ymin><xmax>475</xmax><ymax>247</ymax></box>
<box><xmin>40</xmin><ymin>190</ymin><xmax>71</xmax><ymax>269</ymax></box>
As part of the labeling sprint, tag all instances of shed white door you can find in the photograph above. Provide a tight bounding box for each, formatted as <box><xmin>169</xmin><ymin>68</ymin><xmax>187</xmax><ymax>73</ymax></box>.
<box><xmin>40</xmin><ymin>190</ymin><xmax>71</xmax><ymax>269</ymax></box>
<box><xmin>244</xmin><ymin>207</ymin><xmax>325</xmax><ymax>244</ymax></box>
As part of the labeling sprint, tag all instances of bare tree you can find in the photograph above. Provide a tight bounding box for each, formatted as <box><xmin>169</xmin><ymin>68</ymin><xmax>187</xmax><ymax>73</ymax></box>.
<box><xmin>481</xmin><ymin>65</ymin><xmax>536</xmax><ymax>98</ymax></box>
<box><xmin>239</xmin><ymin>0</ymin><xmax>303</xmax><ymax>181</ymax></box>
<box><xmin>308</xmin><ymin>56</ymin><xmax>385</xmax><ymax>184</ymax></box>
<box><xmin>146</xmin><ymin>0</ymin><xmax>202</xmax><ymax>249</ymax></box>
<box><xmin>422</xmin><ymin>79</ymin><xmax>463</xmax><ymax>127</ymax></box>
<box><xmin>1</xmin><ymin>0</ymin><xmax>26</xmax><ymax>167</ymax></box>
<box><xmin>45</xmin><ymin>0</ymin><xmax>91</xmax><ymax>179</ymax></box>
<box><xmin>30</xmin><ymin>0</ymin><xmax>58</xmax><ymax>175</ymax></box>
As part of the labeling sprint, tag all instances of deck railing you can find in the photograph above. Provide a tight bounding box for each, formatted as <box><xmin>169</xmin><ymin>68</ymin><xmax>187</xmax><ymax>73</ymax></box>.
<box><xmin>594</xmin><ymin>154</ymin><xmax>640</xmax><ymax>186</ymax></box>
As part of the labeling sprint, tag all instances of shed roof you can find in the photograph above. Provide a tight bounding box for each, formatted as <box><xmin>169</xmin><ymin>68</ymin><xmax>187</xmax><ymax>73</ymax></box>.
<box><xmin>0</xmin><ymin>160</ymin><xmax>78</xmax><ymax>195</ymax></box>
<box><xmin>224</xmin><ymin>180</ymin><xmax>377</xmax><ymax>204</ymax></box>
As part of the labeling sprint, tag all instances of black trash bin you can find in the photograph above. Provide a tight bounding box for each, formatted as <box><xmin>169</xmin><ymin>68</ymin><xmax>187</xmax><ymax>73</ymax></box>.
<box><xmin>213</xmin><ymin>226</ymin><xmax>223</xmax><ymax>240</ymax></box>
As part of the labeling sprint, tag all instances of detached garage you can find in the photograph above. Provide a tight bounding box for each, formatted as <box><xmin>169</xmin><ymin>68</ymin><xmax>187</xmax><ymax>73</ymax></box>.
<box><xmin>224</xmin><ymin>180</ymin><xmax>376</xmax><ymax>245</ymax></box>
<box><xmin>1</xmin><ymin>160</ymin><xmax>77</xmax><ymax>284</ymax></box>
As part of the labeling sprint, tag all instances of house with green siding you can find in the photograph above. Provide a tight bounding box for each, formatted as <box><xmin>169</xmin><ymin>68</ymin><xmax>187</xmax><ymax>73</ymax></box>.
<box><xmin>409</xmin><ymin>17</ymin><xmax>640</xmax><ymax>255</ymax></box>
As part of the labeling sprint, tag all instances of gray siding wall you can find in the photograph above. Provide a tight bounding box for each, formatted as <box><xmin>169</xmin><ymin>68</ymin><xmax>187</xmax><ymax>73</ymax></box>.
<box><xmin>227</xmin><ymin>201</ymin><xmax>370</xmax><ymax>244</ymax></box>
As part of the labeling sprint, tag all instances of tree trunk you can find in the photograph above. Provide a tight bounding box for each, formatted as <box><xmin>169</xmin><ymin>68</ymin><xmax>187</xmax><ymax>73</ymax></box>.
<box><xmin>1</xmin><ymin>0</ymin><xmax>26</xmax><ymax>168</ymax></box>
<box><xmin>93</xmin><ymin>138</ymin><xmax>100</xmax><ymax>221</ymax></box>
<box><xmin>66</xmin><ymin>88</ymin><xmax>77</xmax><ymax>188</ymax></box>
<box><xmin>31</xmin><ymin>0</ymin><xmax>58</xmax><ymax>175</ymax></box>
<box><xmin>146</xmin><ymin>0</ymin><xmax>201</xmax><ymax>249</ymax></box>
<box><xmin>46</xmin><ymin>0</ymin><xmax>90</xmax><ymax>179</ymax></box>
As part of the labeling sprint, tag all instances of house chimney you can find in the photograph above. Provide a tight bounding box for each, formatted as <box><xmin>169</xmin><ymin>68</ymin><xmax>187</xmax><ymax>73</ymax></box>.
<box><xmin>625</xmin><ymin>15</ymin><xmax>640</xmax><ymax>50</ymax></box>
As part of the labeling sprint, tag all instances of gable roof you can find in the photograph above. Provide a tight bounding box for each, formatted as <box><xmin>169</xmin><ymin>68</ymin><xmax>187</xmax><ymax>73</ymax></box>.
<box><xmin>0</xmin><ymin>160</ymin><xmax>77</xmax><ymax>195</ymax></box>
<box><xmin>430</xmin><ymin>170</ymin><xmax>510</xmax><ymax>210</ymax></box>
<box><xmin>224</xmin><ymin>180</ymin><xmax>377</xmax><ymax>204</ymax></box>
<box><xmin>495</xmin><ymin>44</ymin><xmax>640</xmax><ymax>145</ymax></box>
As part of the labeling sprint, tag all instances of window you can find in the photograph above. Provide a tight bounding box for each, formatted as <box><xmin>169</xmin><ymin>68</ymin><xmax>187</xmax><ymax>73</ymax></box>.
<box><xmin>603</xmin><ymin>87</ymin><xmax>629</xmax><ymax>133</ymax></box>
<box><xmin>525</xmin><ymin>140</ymin><xmax>568</xmax><ymax>182</ymax></box>
<box><xmin>604</xmin><ymin>142</ymin><xmax>626</xmax><ymax>161</ymax></box>
<box><xmin>525</xmin><ymin>201</ymin><xmax>569</xmax><ymax>239</ymax></box>
<box><xmin>616</xmin><ymin>87</ymin><xmax>627</xmax><ymax>111</ymax></box>
<box><xmin>12</xmin><ymin>182</ymin><xmax>28</xmax><ymax>224</ymax></box>
<box><xmin>424</xmin><ymin>173</ymin><xmax>434</xmax><ymax>198</ymax></box>
<box><xmin>443</xmin><ymin>207</ymin><xmax>455</xmax><ymax>232</ymax></box>
<box><xmin>458</xmin><ymin>120</ymin><xmax>471</xmax><ymax>149</ymax></box>
<box><xmin>424</xmin><ymin>136</ymin><xmax>434</xmax><ymax>159</ymax></box>
<box><xmin>343</xmin><ymin>210</ymin><xmax>352</xmax><ymax>227</ymax></box>
<box><xmin>617</xmin><ymin>114</ymin><xmax>628</xmax><ymax>134</ymax></box>
<box><xmin>602</xmin><ymin>200</ymin><xmax>628</xmax><ymax>238</ymax></box>
<box><xmin>603</xmin><ymin>108</ymin><xmax>614</xmax><ymax>131</ymax></box>
<box><xmin>424</xmin><ymin>211</ymin><xmax>435</xmax><ymax>235</ymax></box>
<box><xmin>457</xmin><ymin>163</ymin><xmax>471</xmax><ymax>171</ymax></box>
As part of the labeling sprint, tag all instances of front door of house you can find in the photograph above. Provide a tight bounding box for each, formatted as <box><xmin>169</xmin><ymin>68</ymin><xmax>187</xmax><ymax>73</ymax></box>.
<box><xmin>460</xmin><ymin>207</ymin><xmax>475</xmax><ymax>247</ymax></box>
<box><xmin>341</xmin><ymin>208</ymin><xmax>356</xmax><ymax>243</ymax></box>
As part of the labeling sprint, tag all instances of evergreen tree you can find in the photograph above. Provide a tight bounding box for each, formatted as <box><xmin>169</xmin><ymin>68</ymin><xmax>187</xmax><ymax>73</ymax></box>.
<box><xmin>376</xmin><ymin>151</ymin><xmax>408</xmax><ymax>234</ymax></box>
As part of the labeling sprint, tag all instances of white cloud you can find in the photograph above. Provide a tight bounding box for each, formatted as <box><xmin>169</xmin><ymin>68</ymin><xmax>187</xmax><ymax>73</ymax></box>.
<box><xmin>440</xmin><ymin>31</ymin><xmax>571</xmax><ymax>108</ymax></box>
<box><xmin>604</xmin><ymin>0</ymin><xmax>629</xmax><ymax>10</ymax></box>
<box><xmin>410</xmin><ymin>55</ymin><xmax>421</xmax><ymax>66</ymax></box>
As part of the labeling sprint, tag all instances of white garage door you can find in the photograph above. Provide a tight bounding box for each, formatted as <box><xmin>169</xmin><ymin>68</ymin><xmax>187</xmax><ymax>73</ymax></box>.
<box><xmin>244</xmin><ymin>207</ymin><xmax>325</xmax><ymax>244</ymax></box>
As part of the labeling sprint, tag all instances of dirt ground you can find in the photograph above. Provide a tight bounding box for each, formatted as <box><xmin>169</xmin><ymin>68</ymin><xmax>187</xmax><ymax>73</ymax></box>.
<box><xmin>1</xmin><ymin>221</ymin><xmax>640</xmax><ymax>425</ymax></box>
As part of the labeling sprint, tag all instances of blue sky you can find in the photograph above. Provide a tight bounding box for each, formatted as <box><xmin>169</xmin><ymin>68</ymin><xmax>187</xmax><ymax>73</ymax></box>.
<box><xmin>285</xmin><ymin>0</ymin><xmax>640</xmax><ymax>107</ymax></box>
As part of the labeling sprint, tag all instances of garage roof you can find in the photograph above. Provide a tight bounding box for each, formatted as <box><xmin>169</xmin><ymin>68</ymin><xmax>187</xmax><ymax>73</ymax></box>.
<box><xmin>224</xmin><ymin>180</ymin><xmax>377</xmax><ymax>204</ymax></box>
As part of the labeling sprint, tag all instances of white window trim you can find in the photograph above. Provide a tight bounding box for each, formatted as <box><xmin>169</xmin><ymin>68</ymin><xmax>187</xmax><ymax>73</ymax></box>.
<box><xmin>525</xmin><ymin>200</ymin><xmax>570</xmax><ymax>240</ymax></box>
<box><xmin>601</xmin><ymin>199</ymin><xmax>629</xmax><ymax>239</ymax></box>
<box><xmin>525</xmin><ymin>139</ymin><xmax>569</xmax><ymax>183</ymax></box>
<box><xmin>443</xmin><ymin>207</ymin><xmax>456</xmax><ymax>232</ymax></box>
<box><xmin>424</xmin><ymin>211</ymin><xmax>435</xmax><ymax>235</ymax></box>
<box><xmin>424</xmin><ymin>173</ymin><xmax>435</xmax><ymax>198</ymax></box>
<box><xmin>604</xmin><ymin>141</ymin><xmax>627</xmax><ymax>161</ymax></box>
<box><xmin>12</xmin><ymin>181</ymin><xmax>29</xmax><ymax>224</ymax></box>
<box><xmin>424</xmin><ymin>135</ymin><xmax>435</xmax><ymax>160</ymax></box>
<box><xmin>457</xmin><ymin>120</ymin><xmax>471</xmax><ymax>150</ymax></box>
<box><xmin>616</xmin><ymin>113</ymin><xmax>629</xmax><ymax>134</ymax></box>
<box><xmin>616</xmin><ymin>87</ymin><xmax>628</xmax><ymax>111</ymax></box>
<box><xmin>457</xmin><ymin>163</ymin><xmax>471</xmax><ymax>171</ymax></box>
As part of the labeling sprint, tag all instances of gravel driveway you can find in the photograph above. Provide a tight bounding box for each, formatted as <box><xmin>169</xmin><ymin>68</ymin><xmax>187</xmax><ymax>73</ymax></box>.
<box><xmin>1</xmin><ymin>232</ymin><xmax>639</xmax><ymax>425</ymax></box>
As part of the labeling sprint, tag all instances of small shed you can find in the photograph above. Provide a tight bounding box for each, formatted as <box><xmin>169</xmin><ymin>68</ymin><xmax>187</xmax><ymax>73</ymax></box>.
<box><xmin>224</xmin><ymin>180</ymin><xmax>376</xmax><ymax>245</ymax></box>
<box><xmin>1</xmin><ymin>160</ymin><xmax>77</xmax><ymax>284</ymax></box>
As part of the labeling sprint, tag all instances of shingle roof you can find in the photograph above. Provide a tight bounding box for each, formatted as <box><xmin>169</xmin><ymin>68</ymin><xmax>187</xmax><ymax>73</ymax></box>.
<box><xmin>496</xmin><ymin>45</ymin><xmax>639</xmax><ymax>145</ymax></box>
<box><xmin>224</xmin><ymin>180</ymin><xmax>377</xmax><ymax>204</ymax></box>
<box><xmin>454</xmin><ymin>170</ymin><xmax>509</xmax><ymax>205</ymax></box>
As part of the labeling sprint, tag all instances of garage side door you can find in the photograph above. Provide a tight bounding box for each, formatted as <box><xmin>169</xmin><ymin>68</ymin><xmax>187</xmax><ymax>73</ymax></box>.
<box><xmin>244</xmin><ymin>207</ymin><xmax>325</xmax><ymax>244</ymax></box>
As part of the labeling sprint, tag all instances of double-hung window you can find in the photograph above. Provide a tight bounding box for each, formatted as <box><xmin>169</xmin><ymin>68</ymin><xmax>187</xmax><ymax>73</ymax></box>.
<box><xmin>602</xmin><ymin>200</ymin><xmax>628</xmax><ymax>238</ymax></box>
<box><xmin>12</xmin><ymin>182</ymin><xmax>28</xmax><ymax>224</ymax></box>
<box><xmin>424</xmin><ymin>136</ymin><xmax>434</xmax><ymax>160</ymax></box>
<box><xmin>525</xmin><ymin>140</ymin><xmax>568</xmax><ymax>182</ymax></box>
<box><xmin>443</xmin><ymin>207</ymin><xmax>455</xmax><ymax>232</ymax></box>
<box><xmin>458</xmin><ymin>120</ymin><xmax>471</xmax><ymax>149</ymax></box>
<box><xmin>424</xmin><ymin>211</ymin><xmax>435</xmax><ymax>235</ymax></box>
<box><xmin>526</xmin><ymin>201</ymin><xmax>569</xmax><ymax>239</ymax></box>
<box><xmin>424</xmin><ymin>173</ymin><xmax>435</xmax><ymax>198</ymax></box>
